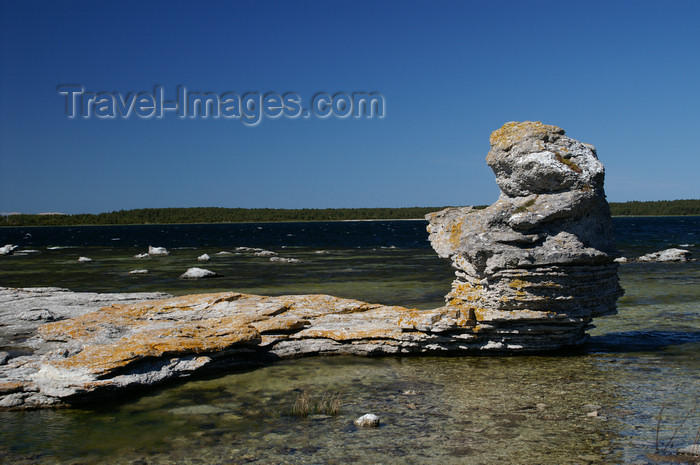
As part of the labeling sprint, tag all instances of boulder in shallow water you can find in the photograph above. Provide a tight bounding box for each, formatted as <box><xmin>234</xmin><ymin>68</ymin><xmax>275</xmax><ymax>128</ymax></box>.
<box><xmin>128</xmin><ymin>269</ymin><xmax>149</xmax><ymax>275</ymax></box>
<box><xmin>0</xmin><ymin>244</ymin><xmax>18</xmax><ymax>255</ymax></box>
<box><xmin>426</xmin><ymin>121</ymin><xmax>623</xmax><ymax>350</ymax></box>
<box><xmin>637</xmin><ymin>248</ymin><xmax>693</xmax><ymax>262</ymax></box>
<box><xmin>197</xmin><ymin>254</ymin><xmax>211</xmax><ymax>262</ymax></box>
<box><xmin>148</xmin><ymin>246</ymin><xmax>170</xmax><ymax>256</ymax></box>
<box><xmin>77</xmin><ymin>257</ymin><xmax>93</xmax><ymax>263</ymax></box>
<box><xmin>179</xmin><ymin>267</ymin><xmax>220</xmax><ymax>279</ymax></box>
<box><xmin>354</xmin><ymin>413</ymin><xmax>380</xmax><ymax>427</ymax></box>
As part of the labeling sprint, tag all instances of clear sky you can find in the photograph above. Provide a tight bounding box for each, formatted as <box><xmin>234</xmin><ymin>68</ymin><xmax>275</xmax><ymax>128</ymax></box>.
<box><xmin>1</xmin><ymin>0</ymin><xmax>698</xmax><ymax>214</ymax></box>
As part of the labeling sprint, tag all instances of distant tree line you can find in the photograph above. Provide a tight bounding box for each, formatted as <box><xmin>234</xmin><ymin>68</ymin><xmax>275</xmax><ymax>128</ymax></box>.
<box><xmin>1</xmin><ymin>200</ymin><xmax>697</xmax><ymax>226</ymax></box>
<box><xmin>0</xmin><ymin>207</ymin><xmax>456</xmax><ymax>226</ymax></box>
<box><xmin>607</xmin><ymin>199</ymin><xmax>700</xmax><ymax>216</ymax></box>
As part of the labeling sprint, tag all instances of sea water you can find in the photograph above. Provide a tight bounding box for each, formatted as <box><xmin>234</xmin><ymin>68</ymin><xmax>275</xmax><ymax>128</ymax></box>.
<box><xmin>0</xmin><ymin>218</ymin><xmax>698</xmax><ymax>464</ymax></box>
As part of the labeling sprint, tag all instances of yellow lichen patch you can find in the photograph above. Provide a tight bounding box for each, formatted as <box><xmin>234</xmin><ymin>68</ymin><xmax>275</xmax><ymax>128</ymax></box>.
<box><xmin>508</xmin><ymin>279</ymin><xmax>530</xmax><ymax>290</ymax></box>
<box><xmin>0</xmin><ymin>381</ymin><xmax>29</xmax><ymax>395</ymax></box>
<box><xmin>50</xmin><ymin>319</ymin><xmax>260</xmax><ymax>376</ymax></box>
<box><xmin>39</xmin><ymin>291</ymin><xmax>249</xmax><ymax>343</ymax></box>
<box><xmin>296</xmin><ymin>326</ymin><xmax>404</xmax><ymax>341</ymax></box>
<box><xmin>252</xmin><ymin>317</ymin><xmax>309</xmax><ymax>333</ymax></box>
<box><xmin>489</xmin><ymin>121</ymin><xmax>564</xmax><ymax>151</ymax></box>
<box><xmin>449</xmin><ymin>218</ymin><xmax>464</xmax><ymax>248</ymax></box>
<box><xmin>469</xmin><ymin>307</ymin><xmax>492</xmax><ymax>322</ymax></box>
<box><xmin>554</xmin><ymin>152</ymin><xmax>583</xmax><ymax>174</ymax></box>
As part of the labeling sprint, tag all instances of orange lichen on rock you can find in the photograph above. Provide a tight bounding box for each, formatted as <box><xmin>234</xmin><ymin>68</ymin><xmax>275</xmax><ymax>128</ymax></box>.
<box><xmin>488</xmin><ymin>121</ymin><xmax>564</xmax><ymax>152</ymax></box>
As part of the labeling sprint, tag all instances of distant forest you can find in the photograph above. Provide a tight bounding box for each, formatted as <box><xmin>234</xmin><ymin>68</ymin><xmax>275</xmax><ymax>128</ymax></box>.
<box><xmin>1</xmin><ymin>200</ymin><xmax>698</xmax><ymax>226</ymax></box>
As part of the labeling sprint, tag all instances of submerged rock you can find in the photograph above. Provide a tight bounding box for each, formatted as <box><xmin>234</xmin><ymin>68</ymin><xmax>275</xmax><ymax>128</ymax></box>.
<box><xmin>637</xmin><ymin>248</ymin><xmax>693</xmax><ymax>262</ymax></box>
<box><xmin>426</xmin><ymin>121</ymin><xmax>623</xmax><ymax>350</ymax></box>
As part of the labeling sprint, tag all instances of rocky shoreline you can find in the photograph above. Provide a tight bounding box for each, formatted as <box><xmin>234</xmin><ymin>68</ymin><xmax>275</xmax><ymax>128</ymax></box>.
<box><xmin>3</xmin><ymin>121</ymin><xmax>688</xmax><ymax>410</ymax></box>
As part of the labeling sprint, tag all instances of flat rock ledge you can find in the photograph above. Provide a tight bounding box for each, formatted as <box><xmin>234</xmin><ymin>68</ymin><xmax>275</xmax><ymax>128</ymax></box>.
<box><xmin>2</xmin><ymin>285</ymin><xmax>578</xmax><ymax>410</ymax></box>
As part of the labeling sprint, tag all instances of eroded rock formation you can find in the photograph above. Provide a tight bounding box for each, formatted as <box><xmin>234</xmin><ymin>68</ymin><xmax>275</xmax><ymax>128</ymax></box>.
<box><xmin>0</xmin><ymin>122</ymin><xmax>624</xmax><ymax>409</ymax></box>
<box><xmin>427</xmin><ymin>121</ymin><xmax>623</xmax><ymax>349</ymax></box>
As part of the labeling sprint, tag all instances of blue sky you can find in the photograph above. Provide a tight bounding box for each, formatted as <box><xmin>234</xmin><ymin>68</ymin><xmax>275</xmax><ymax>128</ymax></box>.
<box><xmin>1</xmin><ymin>0</ymin><xmax>698</xmax><ymax>214</ymax></box>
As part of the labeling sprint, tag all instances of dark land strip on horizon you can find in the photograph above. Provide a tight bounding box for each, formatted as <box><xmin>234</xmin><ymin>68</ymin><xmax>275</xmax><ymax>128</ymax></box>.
<box><xmin>1</xmin><ymin>199</ymin><xmax>699</xmax><ymax>227</ymax></box>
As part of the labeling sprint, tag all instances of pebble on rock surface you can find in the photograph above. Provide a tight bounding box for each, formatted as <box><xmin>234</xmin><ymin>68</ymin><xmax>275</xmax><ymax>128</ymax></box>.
<box><xmin>354</xmin><ymin>413</ymin><xmax>380</xmax><ymax>427</ymax></box>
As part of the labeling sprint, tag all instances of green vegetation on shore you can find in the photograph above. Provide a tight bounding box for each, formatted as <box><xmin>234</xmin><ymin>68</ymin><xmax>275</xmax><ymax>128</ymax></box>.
<box><xmin>1</xmin><ymin>200</ymin><xmax>698</xmax><ymax>226</ymax></box>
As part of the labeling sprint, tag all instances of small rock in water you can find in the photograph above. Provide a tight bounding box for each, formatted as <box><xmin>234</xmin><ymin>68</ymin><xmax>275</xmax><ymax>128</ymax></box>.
<box><xmin>255</xmin><ymin>250</ymin><xmax>278</xmax><ymax>257</ymax></box>
<box><xmin>133</xmin><ymin>253</ymin><xmax>150</xmax><ymax>259</ymax></box>
<box><xmin>216</xmin><ymin>251</ymin><xmax>233</xmax><ymax>255</ymax></box>
<box><xmin>77</xmin><ymin>256</ymin><xmax>93</xmax><ymax>263</ymax></box>
<box><xmin>129</xmin><ymin>269</ymin><xmax>149</xmax><ymax>275</ymax></box>
<box><xmin>0</xmin><ymin>244</ymin><xmax>18</xmax><ymax>255</ymax></box>
<box><xmin>614</xmin><ymin>257</ymin><xmax>628</xmax><ymax>263</ymax></box>
<box><xmin>678</xmin><ymin>444</ymin><xmax>700</xmax><ymax>456</ymax></box>
<box><xmin>197</xmin><ymin>253</ymin><xmax>211</xmax><ymax>262</ymax></box>
<box><xmin>637</xmin><ymin>248</ymin><xmax>693</xmax><ymax>262</ymax></box>
<box><xmin>179</xmin><ymin>267</ymin><xmax>220</xmax><ymax>279</ymax></box>
<box><xmin>270</xmin><ymin>256</ymin><xmax>301</xmax><ymax>263</ymax></box>
<box><xmin>148</xmin><ymin>246</ymin><xmax>170</xmax><ymax>256</ymax></box>
<box><xmin>236</xmin><ymin>246</ymin><xmax>263</xmax><ymax>252</ymax></box>
<box><xmin>354</xmin><ymin>413</ymin><xmax>380</xmax><ymax>427</ymax></box>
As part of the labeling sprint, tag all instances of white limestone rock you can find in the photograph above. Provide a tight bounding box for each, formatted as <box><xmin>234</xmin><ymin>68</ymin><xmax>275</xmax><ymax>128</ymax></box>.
<box><xmin>637</xmin><ymin>248</ymin><xmax>693</xmax><ymax>262</ymax></box>
<box><xmin>270</xmin><ymin>256</ymin><xmax>301</xmax><ymax>263</ymax></box>
<box><xmin>426</xmin><ymin>122</ymin><xmax>623</xmax><ymax>350</ymax></box>
<box><xmin>197</xmin><ymin>254</ymin><xmax>211</xmax><ymax>262</ymax></box>
<box><xmin>0</xmin><ymin>244</ymin><xmax>18</xmax><ymax>255</ymax></box>
<box><xmin>354</xmin><ymin>413</ymin><xmax>380</xmax><ymax>427</ymax></box>
<box><xmin>178</xmin><ymin>267</ymin><xmax>220</xmax><ymax>279</ymax></box>
<box><xmin>678</xmin><ymin>444</ymin><xmax>700</xmax><ymax>456</ymax></box>
<box><xmin>255</xmin><ymin>250</ymin><xmax>278</xmax><ymax>257</ymax></box>
<box><xmin>148</xmin><ymin>246</ymin><xmax>170</xmax><ymax>256</ymax></box>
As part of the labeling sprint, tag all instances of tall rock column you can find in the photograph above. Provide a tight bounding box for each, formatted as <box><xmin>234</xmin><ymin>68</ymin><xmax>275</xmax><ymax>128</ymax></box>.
<box><xmin>427</xmin><ymin>121</ymin><xmax>623</xmax><ymax>350</ymax></box>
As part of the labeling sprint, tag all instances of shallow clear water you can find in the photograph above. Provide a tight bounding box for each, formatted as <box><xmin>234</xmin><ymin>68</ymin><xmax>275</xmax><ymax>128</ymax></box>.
<box><xmin>0</xmin><ymin>218</ymin><xmax>698</xmax><ymax>464</ymax></box>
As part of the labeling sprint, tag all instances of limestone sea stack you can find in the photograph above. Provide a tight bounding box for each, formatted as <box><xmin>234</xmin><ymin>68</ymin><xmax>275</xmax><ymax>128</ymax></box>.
<box><xmin>427</xmin><ymin>121</ymin><xmax>623</xmax><ymax>350</ymax></box>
